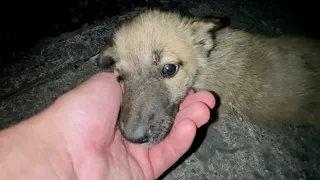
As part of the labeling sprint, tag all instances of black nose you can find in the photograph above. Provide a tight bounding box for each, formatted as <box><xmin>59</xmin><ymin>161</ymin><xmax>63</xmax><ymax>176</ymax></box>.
<box><xmin>125</xmin><ymin>134</ymin><xmax>149</xmax><ymax>144</ymax></box>
<box><xmin>123</xmin><ymin>133</ymin><xmax>149</xmax><ymax>144</ymax></box>
<box><xmin>120</xmin><ymin>126</ymin><xmax>149</xmax><ymax>144</ymax></box>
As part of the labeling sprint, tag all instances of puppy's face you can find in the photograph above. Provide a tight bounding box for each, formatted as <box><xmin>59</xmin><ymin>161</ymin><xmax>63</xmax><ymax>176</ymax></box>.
<box><xmin>97</xmin><ymin>10</ymin><xmax>223</xmax><ymax>145</ymax></box>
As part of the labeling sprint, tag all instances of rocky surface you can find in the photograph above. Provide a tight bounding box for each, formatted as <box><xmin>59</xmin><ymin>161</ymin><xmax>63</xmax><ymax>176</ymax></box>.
<box><xmin>4</xmin><ymin>0</ymin><xmax>168</xmax><ymax>65</ymax></box>
<box><xmin>2</xmin><ymin>0</ymin><xmax>320</xmax><ymax>179</ymax></box>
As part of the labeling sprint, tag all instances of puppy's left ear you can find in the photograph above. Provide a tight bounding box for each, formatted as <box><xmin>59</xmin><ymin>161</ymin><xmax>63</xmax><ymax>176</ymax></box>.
<box><xmin>190</xmin><ymin>17</ymin><xmax>229</xmax><ymax>52</ymax></box>
<box><xmin>96</xmin><ymin>41</ymin><xmax>117</xmax><ymax>72</ymax></box>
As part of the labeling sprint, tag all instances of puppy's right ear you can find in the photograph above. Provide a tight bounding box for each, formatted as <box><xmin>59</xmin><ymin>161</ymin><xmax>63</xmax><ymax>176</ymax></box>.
<box><xmin>97</xmin><ymin>42</ymin><xmax>117</xmax><ymax>72</ymax></box>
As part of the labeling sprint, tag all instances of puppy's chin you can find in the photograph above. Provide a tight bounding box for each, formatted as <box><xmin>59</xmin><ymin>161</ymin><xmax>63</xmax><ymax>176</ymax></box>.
<box><xmin>147</xmin><ymin>95</ymin><xmax>193</xmax><ymax>145</ymax></box>
<box><xmin>147</xmin><ymin>109</ymin><xmax>180</xmax><ymax>145</ymax></box>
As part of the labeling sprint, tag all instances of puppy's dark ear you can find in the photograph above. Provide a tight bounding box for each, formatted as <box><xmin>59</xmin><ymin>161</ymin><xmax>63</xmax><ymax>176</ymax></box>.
<box><xmin>190</xmin><ymin>17</ymin><xmax>229</xmax><ymax>53</ymax></box>
<box><xmin>97</xmin><ymin>41</ymin><xmax>117</xmax><ymax>72</ymax></box>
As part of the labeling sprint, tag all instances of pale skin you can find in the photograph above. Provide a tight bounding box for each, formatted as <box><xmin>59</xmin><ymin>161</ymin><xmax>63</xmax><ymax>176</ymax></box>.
<box><xmin>0</xmin><ymin>72</ymin><xmax>216</xmax><ymax>180</ymax></box>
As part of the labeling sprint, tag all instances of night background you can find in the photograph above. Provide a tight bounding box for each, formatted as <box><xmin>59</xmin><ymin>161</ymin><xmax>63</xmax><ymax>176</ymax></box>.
<box><xmin>2</xmin><ymin>0</ymin><xmax>320</xmax><ymax>179</ymax></box>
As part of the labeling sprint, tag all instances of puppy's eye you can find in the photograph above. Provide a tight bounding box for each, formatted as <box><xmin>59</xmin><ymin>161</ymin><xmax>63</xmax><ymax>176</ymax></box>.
<box><xmin>161</xmin><ymin>64</ymin><xmax>179</xmax><ymax>77</ymax></box>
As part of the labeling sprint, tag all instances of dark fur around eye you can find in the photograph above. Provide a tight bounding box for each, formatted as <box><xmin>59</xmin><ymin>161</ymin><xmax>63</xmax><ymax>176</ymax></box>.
<box><xmin>161</xmin><ymin>64</ymin><xmax>179</xmax><ymax>78</ymax></box>
<box><xmin>117</xmin><ymin>75</ymin><xmax>124</xmax><ymax>82</ymax></box>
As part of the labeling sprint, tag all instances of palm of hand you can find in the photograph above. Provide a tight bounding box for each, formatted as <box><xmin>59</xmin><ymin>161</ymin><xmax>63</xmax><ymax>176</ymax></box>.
<box><xmin>52</xmin><ymin>73</ymin><xmax>215</xmax><ymax>180</ymax></box>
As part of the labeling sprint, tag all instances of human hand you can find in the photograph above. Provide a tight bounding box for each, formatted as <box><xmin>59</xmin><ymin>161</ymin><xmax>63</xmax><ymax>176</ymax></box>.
<box><xmin>0</xmin><ymin>72</ymin><xmax>215</xmax><ymax>180</ymax></box>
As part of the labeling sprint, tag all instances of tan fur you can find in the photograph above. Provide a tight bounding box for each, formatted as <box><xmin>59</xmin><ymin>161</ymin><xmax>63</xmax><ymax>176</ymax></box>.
<box><xmin>194</xmin><ymin>28</ymin><xmax>320</xmax><ymax>126</ymax></box>
<box><xmin>97</xmin><ymin>9</ymin><xmax>320</xmax><ymax>144</ymax></box>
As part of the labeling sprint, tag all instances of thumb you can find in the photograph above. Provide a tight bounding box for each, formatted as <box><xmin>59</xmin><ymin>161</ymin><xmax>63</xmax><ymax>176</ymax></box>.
<box><xmin>50</xmin><ymin>72</ymin><xmax>123</xmax><ymax>147</ymax></box>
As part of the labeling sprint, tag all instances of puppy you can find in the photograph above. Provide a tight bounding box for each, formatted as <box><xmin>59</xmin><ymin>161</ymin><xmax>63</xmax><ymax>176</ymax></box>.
<box><xmin>97</xmin><ymin>9</ymin><xmax>320</xmax><ymax>145</ymax></box>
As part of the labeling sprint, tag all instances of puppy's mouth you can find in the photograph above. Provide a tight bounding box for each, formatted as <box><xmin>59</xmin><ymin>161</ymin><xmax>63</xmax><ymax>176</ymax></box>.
<box><xmin>144</xmin><ymin>104</ymin><xmax>182</xmax><ymax>145</ymax></box>
<box><xmin>144</xmin><ymin>94</ymin><xmax>192</xmax><ymax>145</ymax></box>
<box><xmin>118</xmin><ymin>103</ymin><xmax>180</xmax><ymax>145</ymax></box>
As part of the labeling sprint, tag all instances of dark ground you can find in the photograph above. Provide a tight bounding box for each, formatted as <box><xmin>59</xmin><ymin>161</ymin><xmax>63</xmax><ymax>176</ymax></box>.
<box><xmin>1</xmin><ymin>0</ymin><xmax>320</xmax><ymax>179</ymax></box>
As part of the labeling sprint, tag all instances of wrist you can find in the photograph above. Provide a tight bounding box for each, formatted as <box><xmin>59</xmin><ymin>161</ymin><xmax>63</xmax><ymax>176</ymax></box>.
<box><xmin>0</xmin><ymin>111</ymin><xmax>76</xmax><ymax>180</ymax></box>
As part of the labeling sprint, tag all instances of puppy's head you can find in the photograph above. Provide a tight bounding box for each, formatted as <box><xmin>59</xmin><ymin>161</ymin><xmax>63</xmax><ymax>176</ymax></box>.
<box><xmin>97</xmin><ymin>9</ymin><xmax>225</xmax><ymax>145</ymax></box>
